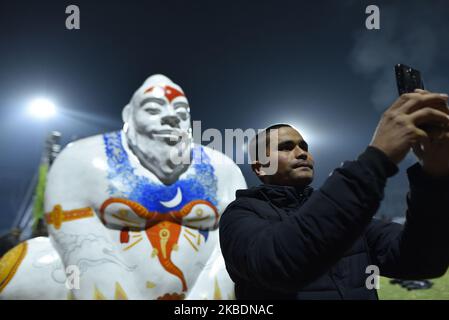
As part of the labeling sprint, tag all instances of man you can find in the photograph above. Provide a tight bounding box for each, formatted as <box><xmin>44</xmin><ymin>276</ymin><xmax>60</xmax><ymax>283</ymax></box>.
<box><xmin>0</xmin><ymin>74</ymin><xmax>246</xmax><ymax>299</ymax></box>
<box><xmin>219</xmin><ymin>89</ymin><xmax>449</xmax><ymax>299</ymax></box>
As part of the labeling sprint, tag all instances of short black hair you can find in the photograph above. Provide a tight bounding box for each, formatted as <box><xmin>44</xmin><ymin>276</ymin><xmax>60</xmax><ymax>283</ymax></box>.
<box><xmin>249</xmin><ymin>123</ymin><xmax>293</xmax><ymax>163</ymax></box>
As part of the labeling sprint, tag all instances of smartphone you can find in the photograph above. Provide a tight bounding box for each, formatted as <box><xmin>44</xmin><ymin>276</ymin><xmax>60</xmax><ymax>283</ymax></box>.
<box><xmin>395</xmin><ymin>64</ymin><xmax>425</xmax><ymax>95</ymax></box>
<box><xmin>395</xmin><ymin>64</ymin><xmax>447</xmax><ymax>137</ymax></box>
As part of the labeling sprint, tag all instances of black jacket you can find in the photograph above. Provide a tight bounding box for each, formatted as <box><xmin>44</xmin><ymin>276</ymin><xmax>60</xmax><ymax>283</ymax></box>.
<box><xmin>219</xmin><ymin>147</ymin><xmax>449</xmax><ymax>299</ymax></box>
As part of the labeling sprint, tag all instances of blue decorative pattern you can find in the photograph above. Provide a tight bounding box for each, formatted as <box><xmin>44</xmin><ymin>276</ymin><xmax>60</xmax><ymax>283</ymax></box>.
<box><xmin>102</xmin><ymin>131</ymin><xmax>218</xmax><ymax>238</ymax></box>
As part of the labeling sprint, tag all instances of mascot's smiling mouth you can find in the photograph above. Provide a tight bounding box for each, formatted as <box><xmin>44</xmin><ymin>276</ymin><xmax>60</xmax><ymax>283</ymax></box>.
<box><xmin>150</xmin><ymin>129</ymin><xmax>184</xmax><ymax>144</ymax></box>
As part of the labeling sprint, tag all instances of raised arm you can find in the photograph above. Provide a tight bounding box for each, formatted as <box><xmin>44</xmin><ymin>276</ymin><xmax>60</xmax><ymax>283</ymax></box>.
<box><xmin>366</xmin><ymin>89</ymin><xmax>449</xmax><ymax>279</ymax></box>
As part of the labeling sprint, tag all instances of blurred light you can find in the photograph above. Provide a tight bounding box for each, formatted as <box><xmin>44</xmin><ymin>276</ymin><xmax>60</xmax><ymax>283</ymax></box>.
<box><xmin>263</xmin><ymin>117</ymin><xmax>323</xmax><ymax>148</ymax></box>
<box><xmin>27</xmin><ymin>98</ymin><xmax>56</xmax><ymax>119</ymax></box>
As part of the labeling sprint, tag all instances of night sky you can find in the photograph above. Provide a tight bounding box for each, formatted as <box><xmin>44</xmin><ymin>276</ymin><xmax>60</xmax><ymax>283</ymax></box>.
<box><xmin>1</xmin><ymin>0</ymin><xmax>449</xmax><ymax>232</ymax></box>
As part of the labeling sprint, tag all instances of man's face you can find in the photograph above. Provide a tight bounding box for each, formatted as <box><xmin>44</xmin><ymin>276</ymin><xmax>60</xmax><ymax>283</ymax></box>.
<box><xmin>261</xmin><ymin>126</ymin><xmax>315</xmax><ymax>187</ymax></box>
<box><xmin>132</xmin><ymin>83</ymin><xmax>191</xmax><ymax>145</ymax></box>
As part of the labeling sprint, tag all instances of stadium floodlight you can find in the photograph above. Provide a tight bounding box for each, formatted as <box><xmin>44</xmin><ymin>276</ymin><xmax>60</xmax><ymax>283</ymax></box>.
<box><xmin>27</xmin><ymin>98</ymin><xmax>57</xmax><ymax>119</ymax></box>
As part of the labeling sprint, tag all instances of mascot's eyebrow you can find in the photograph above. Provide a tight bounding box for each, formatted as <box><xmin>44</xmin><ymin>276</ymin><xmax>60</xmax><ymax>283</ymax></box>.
<box><xmin>140</xmin><ymin>97</ymin><xmax>166</xmax><ymax>107</ymax></box>
<box><xmin>173</xmin><ymin>101</ymin><xmax>189</xmax><ymax>109</ymax></box>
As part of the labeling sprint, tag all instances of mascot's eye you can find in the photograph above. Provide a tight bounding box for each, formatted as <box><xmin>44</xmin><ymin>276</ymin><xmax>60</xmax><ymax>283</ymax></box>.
<box><xmin>176</xmin><ymin>110</ymin><xmax>188</xmax><ymax>120</ymax></box>
<box><xmin>145</xmin><ymin>107</ymin><xmax>161</xmax><ymax>115</ymax></box>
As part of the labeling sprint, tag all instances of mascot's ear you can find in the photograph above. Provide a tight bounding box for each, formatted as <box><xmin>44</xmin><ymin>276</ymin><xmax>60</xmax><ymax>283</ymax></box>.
<box><xmin>122</xmin><ymin>104</ymin><xmax>131</xmax><ymax>123</ymax></box>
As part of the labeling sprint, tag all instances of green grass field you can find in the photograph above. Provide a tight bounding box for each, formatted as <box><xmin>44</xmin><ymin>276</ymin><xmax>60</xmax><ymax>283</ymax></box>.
<box><xmin>378</xmin><ymin>270</ymin><xmax>449</xmax><ymax>300</ymax></box>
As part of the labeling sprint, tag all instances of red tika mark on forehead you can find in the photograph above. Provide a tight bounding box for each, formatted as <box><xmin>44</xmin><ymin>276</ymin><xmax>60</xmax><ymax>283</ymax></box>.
<box><xmin>144</xmin><ymin>85</ymin><xmax>185</xmax><ymax>103</ymax></box>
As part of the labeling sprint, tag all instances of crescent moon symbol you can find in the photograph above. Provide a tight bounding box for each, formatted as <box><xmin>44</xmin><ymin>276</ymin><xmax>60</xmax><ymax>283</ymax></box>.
<box><xmin>160</xmin><ymin>187</ymin><xmax>183</xmax><ymax>208</ymax></box>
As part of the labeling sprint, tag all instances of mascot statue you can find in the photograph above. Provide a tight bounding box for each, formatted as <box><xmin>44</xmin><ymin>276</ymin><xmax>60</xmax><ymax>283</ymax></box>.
<box><xmin>0</xmin><ymin>74</ymin><xmax>246</xmax><ymax>299</ymax></box>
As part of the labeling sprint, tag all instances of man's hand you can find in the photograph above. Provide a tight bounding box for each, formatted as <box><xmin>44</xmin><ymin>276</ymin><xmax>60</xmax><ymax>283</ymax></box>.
<box><xmin>370</xmin><ymin>89</ymin><xmax>449</xmax><ymax>165</ymax></box>
<box><xmin>412</xmin><ymin>135</ymin><xmax>449</xmax><ymax>177</ymax></box>
<box><xmin>411</xmin><ymin>90</ymin><xmax>449</xmax><ymax>177</ymax></box>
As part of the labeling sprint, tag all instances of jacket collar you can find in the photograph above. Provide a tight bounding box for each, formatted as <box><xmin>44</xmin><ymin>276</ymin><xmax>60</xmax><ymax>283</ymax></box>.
<box><xmin>236</xmin><ymin>183</ymin><xmax>314</xmax><ymax>208</ymax></box>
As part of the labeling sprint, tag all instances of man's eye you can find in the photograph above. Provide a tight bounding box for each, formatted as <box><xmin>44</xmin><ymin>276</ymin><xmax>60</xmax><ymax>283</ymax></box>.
<box><xmin>279</xmin><ymin>144</ymin><xmax>293</xmax><ymax>151</ymax></box>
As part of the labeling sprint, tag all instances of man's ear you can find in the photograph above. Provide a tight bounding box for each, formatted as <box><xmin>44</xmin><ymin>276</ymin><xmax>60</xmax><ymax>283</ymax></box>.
<box><xmin>122</xmin><ymin>104</ymin><xmax>131</xmax><ymax>123</ymax></box>
<box><xmin>251</xmin><ymin>161</ymin><xmax>267</xmax><ymax>178</ymax></box>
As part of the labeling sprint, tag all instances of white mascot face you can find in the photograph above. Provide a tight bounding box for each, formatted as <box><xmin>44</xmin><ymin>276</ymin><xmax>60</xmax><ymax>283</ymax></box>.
<box><xmin>122</xmin><ymin>74</ymin><xmax>192</xmax><ymax>185</ymax></box>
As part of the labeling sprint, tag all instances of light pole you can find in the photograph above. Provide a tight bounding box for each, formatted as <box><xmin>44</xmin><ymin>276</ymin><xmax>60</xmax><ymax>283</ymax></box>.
<box><xmin>16</xmin><ymin>97</ymin><xmax>60</xmax><ymax>240</ymax></box>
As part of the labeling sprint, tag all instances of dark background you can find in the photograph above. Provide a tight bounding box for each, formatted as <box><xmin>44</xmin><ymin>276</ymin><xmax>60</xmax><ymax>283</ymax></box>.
<box><xmin>1</xmin><ymin>0</ymin><xmax>449</xmax><ymax>233</ymax></box>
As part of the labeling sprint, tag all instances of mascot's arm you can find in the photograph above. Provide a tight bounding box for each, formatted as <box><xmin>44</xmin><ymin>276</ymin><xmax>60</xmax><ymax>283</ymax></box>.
<box><xmin>43</xmin><ymin>143</ymin><xmax>141</xmax><ymax>300</ymax></box>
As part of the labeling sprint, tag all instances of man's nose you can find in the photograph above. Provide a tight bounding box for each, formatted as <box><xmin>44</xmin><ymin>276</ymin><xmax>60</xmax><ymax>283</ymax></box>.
<box><xmin>294</xmin><ymin>145</ymin><xmax>308</xmax><ymax>159</ymax></box>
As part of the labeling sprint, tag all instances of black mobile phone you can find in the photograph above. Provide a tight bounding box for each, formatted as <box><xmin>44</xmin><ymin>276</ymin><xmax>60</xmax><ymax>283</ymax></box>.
<box><xmin>395</xmin><ymin>64</ymin><xmax>447</xmax><ymax>136</ymax></box>
<box><xmin>395</xmin><ymin>64</ymin><xmax>424</xmax><ymax>95</ymax></box>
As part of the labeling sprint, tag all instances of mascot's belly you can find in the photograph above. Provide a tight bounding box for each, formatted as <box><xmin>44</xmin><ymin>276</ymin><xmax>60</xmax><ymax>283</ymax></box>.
<box><xmin>97</xmin><ymin>187</ymin><xmax>221</xmax><ymax>300</ymax></box>
<box><xmin>107</xmin><ymin>223</ymin><xmax>219</xmax><ymax>299</ymax></box>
